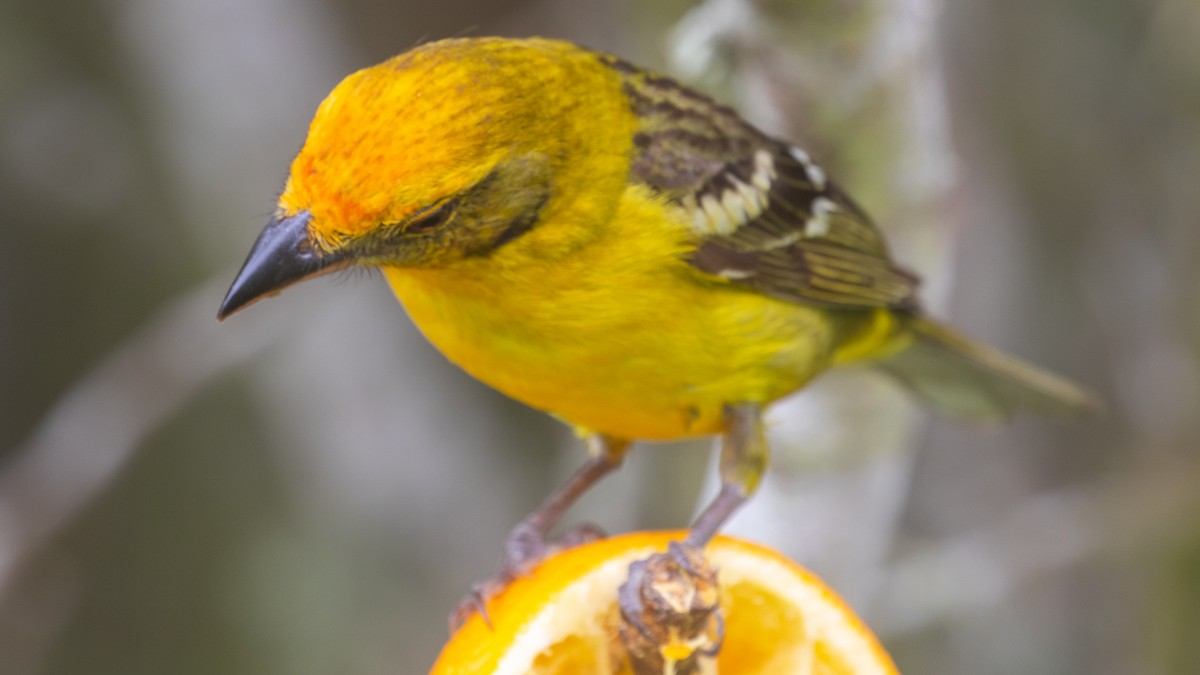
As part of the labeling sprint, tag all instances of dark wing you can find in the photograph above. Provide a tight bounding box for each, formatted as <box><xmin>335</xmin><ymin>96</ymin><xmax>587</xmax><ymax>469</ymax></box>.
<box><xmin>605</xmin><ymin>56</ymin><xmax>919</xmax><ymax>310</ymax></box>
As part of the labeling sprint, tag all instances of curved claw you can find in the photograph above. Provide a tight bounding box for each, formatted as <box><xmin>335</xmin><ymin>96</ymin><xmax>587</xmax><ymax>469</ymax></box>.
<box><xmin>699</xmin><ymin>610</ymin><xmax>725</xmax><ymax>657</ymax></box>
<box><xmin>448</xmin><ymin>523</ymin><xmax>611</xmax><ymax>634</ymax></box>
<box><xmin>448</xmin><ymin>583</ymin><xmax>496</xmax><ymax>633</ymax></box>
<box><xmin>617</xmin><ymin>557</ymin><xmax>657</xmax><ymax>641</ymax></box>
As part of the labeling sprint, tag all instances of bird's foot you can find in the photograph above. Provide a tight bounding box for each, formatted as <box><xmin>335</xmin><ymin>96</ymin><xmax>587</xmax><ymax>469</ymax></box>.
<box><xmin>617</xmin><ymin>540</ymin><xmax>724</xmax><ymax>671</ymax></box>
<box><xmin>448</xmin><ymin>520</ymin><xmax>607</xmax><ymax>632</ymax></box>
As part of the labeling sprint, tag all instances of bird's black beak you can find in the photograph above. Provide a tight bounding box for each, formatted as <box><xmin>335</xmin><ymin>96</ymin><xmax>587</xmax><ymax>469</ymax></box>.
<box><xmin>218</xmin><ymin>210</ymin><xmax>348</xmax><ymax>320</ymax></box>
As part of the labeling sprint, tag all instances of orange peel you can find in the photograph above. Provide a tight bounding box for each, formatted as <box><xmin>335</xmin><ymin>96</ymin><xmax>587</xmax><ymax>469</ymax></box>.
<box><xmin>431</xmin><ymin>531</ymin><xmax>897</xmax><ymax>674</ymax></box>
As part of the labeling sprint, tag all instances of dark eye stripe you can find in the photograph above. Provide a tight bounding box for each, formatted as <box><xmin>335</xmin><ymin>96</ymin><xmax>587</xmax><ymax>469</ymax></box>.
<box><xmin>405</xmin><ymin>196</ymin><xmax>460</xmax><ymax>233</ymax></box>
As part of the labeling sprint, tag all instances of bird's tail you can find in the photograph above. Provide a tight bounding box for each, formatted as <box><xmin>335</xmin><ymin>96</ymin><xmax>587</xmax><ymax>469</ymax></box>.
<box><xmin>874</xmin><ymin>317</ymin><xmax>1097</xmax><ymax>422</ymax></box>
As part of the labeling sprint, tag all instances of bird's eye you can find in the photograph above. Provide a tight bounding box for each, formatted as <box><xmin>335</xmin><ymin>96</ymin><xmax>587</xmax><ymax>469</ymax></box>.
<box><xmin>404</xmin><ymin>197</ymin><xmax>459</xmax><ymax>234</ymax></box>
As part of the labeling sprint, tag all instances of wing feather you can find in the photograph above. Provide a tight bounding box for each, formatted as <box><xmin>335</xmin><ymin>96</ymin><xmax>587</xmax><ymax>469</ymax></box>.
<box><xmin>603</xmin><ymin>55</ymin><xmax>920</xmax><ymax>310</ymax></box>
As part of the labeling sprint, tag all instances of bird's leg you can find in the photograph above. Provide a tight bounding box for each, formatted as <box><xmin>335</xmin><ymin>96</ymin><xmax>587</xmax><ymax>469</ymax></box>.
<box><xmin>450</xmin><ymin>433</ymin><xmax>630</xmax><ymax>631</ymax></box>
<box><xmin>502</xmin><ymin>433</ymin><xmax>632</xmax><ymax>569</ymax></box>
<box><xmin>685</xmin><ymin>403</ymin><xmax>767</xmax><ymax>546</ymax></box>
<box><xmin>618</xmin><ymin>403</ymin><xmax>765</xmax><ymax>648</ymax></box>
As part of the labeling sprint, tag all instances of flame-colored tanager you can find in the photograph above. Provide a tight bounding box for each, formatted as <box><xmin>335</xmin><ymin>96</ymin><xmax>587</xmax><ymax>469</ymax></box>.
<box><xmin>219</xmin><ymin>37</ymin><xmax>1091</xmax><ymax>615</ymax></box>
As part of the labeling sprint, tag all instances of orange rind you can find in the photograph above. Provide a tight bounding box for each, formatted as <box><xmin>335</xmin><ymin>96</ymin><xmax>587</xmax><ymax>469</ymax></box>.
<box><xmin>431</xmin><ymin>531</ymin><xmax>897</xmax><ymax>674</ymax></box>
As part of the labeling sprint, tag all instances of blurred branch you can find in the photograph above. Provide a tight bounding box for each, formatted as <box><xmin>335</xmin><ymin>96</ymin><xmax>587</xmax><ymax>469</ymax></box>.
<box><xmin>874</xmin><ymin>455</ymin><xmax>1200</xmax><ymax>637</ymax></box>
<box><xmin>0</xmin><ymin>275</ymin><xmax>294</xmax><ymax>597</ymax></box>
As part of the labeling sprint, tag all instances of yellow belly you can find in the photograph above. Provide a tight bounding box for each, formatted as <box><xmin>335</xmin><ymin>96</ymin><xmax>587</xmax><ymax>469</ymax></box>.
<box><xmin>387</xmin><ymin>272</ymin><xmax>835</xmax><ymax>439</ymax></box>
<box><xmin>381</xmin><ymin>189</ymin><xmax>899</xmax><ymax>440</ymax></box>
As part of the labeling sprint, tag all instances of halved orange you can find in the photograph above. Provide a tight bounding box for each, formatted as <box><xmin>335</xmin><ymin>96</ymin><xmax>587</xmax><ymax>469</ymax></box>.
<box><xmin>430</xmin><ymin>531</ymin><xmax>897</xmax><ymax>674</ymax></box>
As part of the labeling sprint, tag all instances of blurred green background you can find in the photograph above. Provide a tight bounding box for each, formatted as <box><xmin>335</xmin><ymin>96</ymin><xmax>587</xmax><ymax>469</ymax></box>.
<box><xmin>2</xmin><ymin>0</ymin><xmax>1198</xmax><ymax>673</ymax></box>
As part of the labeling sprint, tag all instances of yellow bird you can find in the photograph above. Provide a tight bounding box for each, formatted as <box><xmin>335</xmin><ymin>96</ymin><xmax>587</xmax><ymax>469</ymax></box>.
<box><xmin>219</xmin><ymin>37</ymin><xmax>1091</xmax><ymax>605</ymax></box>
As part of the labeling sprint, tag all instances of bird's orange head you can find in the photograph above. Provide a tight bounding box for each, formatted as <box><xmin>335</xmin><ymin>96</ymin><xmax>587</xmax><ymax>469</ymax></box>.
<box><xmin>219</xmin><ymin>37</ymin><xmax>636</xmax><ymax>319</ymax></box>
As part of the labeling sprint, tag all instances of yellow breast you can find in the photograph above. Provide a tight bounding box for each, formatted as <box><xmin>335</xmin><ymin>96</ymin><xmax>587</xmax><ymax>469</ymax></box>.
<box><xmin>382</xmin><ymin>186</ymin><xmax>884</xmax><ymax>440</ymax></box>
